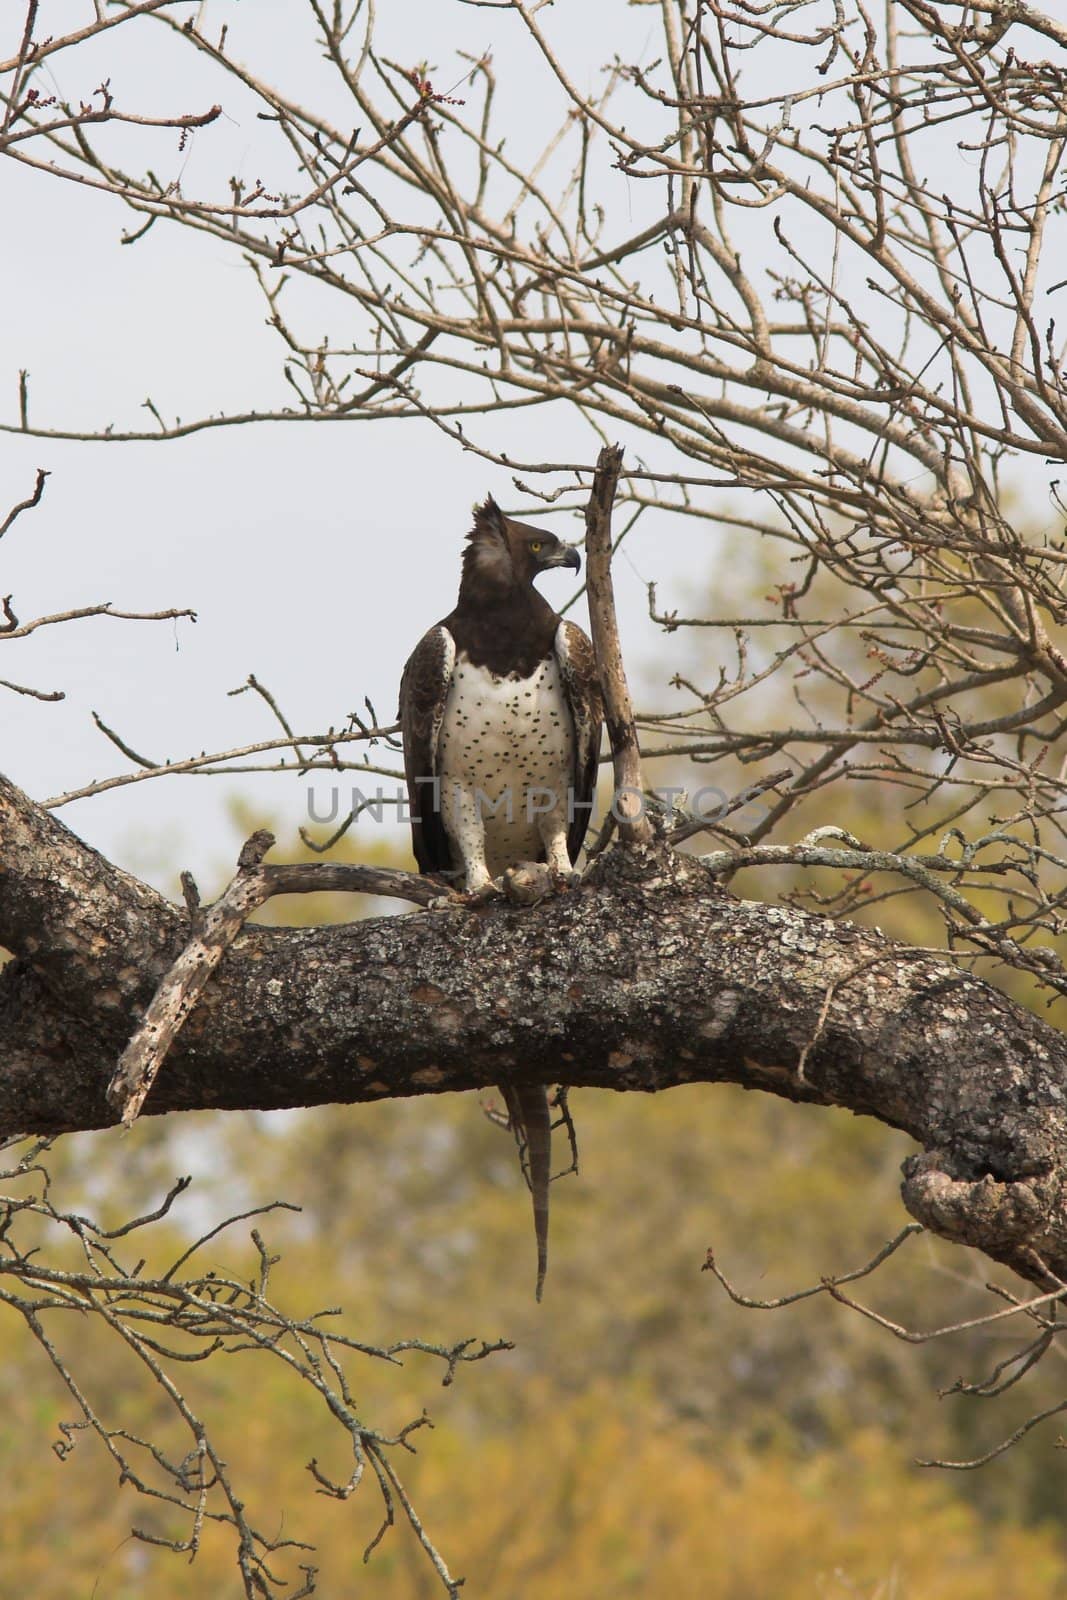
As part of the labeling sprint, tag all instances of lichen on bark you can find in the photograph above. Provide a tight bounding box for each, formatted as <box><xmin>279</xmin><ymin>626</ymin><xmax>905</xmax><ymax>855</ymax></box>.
<box><xmin>3</xmin><ymin>770</ymin><xmax>1067</xmax><ymax>1287</ymax></box>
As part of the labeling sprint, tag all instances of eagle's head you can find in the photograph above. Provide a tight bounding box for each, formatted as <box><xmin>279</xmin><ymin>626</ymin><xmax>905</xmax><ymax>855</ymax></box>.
<box><xmin>465</xmin><ymin>495</ymin><xmax>581</xmax><ymax>592</ymax></box>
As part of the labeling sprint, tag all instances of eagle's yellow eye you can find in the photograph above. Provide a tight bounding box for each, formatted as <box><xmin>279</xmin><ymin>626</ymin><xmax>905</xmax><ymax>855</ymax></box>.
<box><xmin>530</xmin><ymin>541</ymin><xmax>542</xmax><ymax>554</ymax></box>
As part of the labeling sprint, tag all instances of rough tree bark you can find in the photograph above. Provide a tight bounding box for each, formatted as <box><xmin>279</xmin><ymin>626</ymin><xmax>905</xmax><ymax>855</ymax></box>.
<box><xmin>2</xmin><ymin>768</ymin><xmax>1064</xmax><ymax>1290</ymax></box>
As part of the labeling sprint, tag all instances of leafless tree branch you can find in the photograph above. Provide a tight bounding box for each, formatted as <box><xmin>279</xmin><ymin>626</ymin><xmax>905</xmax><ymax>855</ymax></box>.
<box><xmin>0</xmin><ymin>1136</ymin><xmax>503</xmax><ymax>1597</ymax></box>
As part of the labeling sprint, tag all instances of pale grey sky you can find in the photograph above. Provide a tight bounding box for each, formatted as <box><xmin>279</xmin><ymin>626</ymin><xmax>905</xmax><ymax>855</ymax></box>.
<box><xmin>2</xmin><ymin>2</ymin><xmax>700</xmax><ymax>895</ymax></box>
<box><xmin>3</xmin><ymin>1</ymin><xmax>1055</xmax><ymax>900</ymax></box>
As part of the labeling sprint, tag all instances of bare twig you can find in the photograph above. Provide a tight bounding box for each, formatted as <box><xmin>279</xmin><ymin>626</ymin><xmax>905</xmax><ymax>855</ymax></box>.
<box><xmin>0</xmin><ymin>1148</ymin><xmax>506</xmax><ymax>1597</ymax></box>
<box><xmin>0</xmin><ymin>466</ymin><xmax>47</xmax><ymax>540</ymax></box>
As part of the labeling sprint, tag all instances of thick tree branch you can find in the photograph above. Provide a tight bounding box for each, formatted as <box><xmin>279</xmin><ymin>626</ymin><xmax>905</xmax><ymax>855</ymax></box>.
<box><xmin>2</xmin><ymin>771</ymin><xmax>1066</xmax><ymax>1289</ymax></box>
<box><xmin>107</xmin><ymin>832</ymin><xmax>447</xmax><ymax>1126</ymax></box>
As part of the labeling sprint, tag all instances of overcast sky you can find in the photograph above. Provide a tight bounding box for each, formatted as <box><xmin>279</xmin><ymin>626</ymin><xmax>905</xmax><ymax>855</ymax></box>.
<box><xmin>2</xmin><ymin>2</ymin><xmax>713</xmax><ymax>897</ymax></box>
<box><xmin>3</xmin><ymin>1</ymin><xmax>1054</xmax><ymax>900</ymax></box>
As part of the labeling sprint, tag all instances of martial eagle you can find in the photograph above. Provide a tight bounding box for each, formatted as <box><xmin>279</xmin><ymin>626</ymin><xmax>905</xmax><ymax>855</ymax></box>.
<box><xmin>399</xmin><ymin>495</ymin><xmax>603</xmax><ymax>1298</ymax></box>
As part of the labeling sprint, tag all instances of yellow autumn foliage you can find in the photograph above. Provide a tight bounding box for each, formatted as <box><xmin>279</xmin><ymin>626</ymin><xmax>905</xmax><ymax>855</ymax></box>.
<box><xmin>3</xmin><ymin>717</ymin><xmax>1066</xmax><ymax>1597</ymax></box>
<box><xmin>1</xmin><ymin>1331</ymin><xmax>1064</xmax><ymax>1600</ymax></box>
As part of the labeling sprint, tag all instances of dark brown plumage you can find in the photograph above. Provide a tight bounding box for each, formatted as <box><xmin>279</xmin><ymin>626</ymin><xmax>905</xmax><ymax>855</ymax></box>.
<box><xmin>399</xmin><ymin>495</ymin><xmax>602</xmax><ymax>885</ymax></box>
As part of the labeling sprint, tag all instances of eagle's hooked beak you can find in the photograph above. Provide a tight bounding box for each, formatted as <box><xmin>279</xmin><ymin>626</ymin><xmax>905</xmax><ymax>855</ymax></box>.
<box><xmin>545</xmin><ymin>544</ymin><xmax>581</xmax><ymax>573</ymax></box>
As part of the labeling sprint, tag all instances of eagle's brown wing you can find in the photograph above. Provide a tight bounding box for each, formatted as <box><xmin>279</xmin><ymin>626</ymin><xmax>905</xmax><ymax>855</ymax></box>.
<box><xmin>554</xmin><ymin>620</ymin><xmax>603</xmax><ymax>864</ymax></box>
<box><xmin>398</xmin><ymin>624</ymin><xmax>457</xmax><ymax>877</ymax></box>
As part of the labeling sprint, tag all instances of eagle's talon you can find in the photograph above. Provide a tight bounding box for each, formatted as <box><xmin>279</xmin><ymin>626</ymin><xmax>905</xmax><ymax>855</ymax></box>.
<box><xmin>468</xmin><ymin>879</ymin><xmax>506</xmax><ymax>906</ymax></box>
<box><xmin>432</xmin><ymin>880</ymin><xmax>504</xmax><ymax>909</ymax></box>
<box><xmin>552</xmin><ymin>867</ymin><xmax>582</xmax><ymax>890</ymax></box>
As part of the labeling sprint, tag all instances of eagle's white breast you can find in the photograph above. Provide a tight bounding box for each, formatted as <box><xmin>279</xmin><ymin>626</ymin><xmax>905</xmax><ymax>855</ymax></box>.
<box><xmin>438</xmin><ymin>644</ymin><xmax>575</xmax><ymax>883</ymax></box>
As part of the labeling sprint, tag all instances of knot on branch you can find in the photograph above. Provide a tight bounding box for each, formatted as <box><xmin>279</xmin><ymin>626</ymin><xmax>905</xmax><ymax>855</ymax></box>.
<box><xmin>902</xmin><ymin>1151</ymin><xmax>1067</xmax><ymax>1288</ymax></box>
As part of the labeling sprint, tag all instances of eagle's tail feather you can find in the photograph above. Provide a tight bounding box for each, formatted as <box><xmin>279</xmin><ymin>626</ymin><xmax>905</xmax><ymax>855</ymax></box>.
<box><xmin>500</xmin><ymin>1081</ymin><xmax>551</xmax><ymax>1301</ymax></box>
